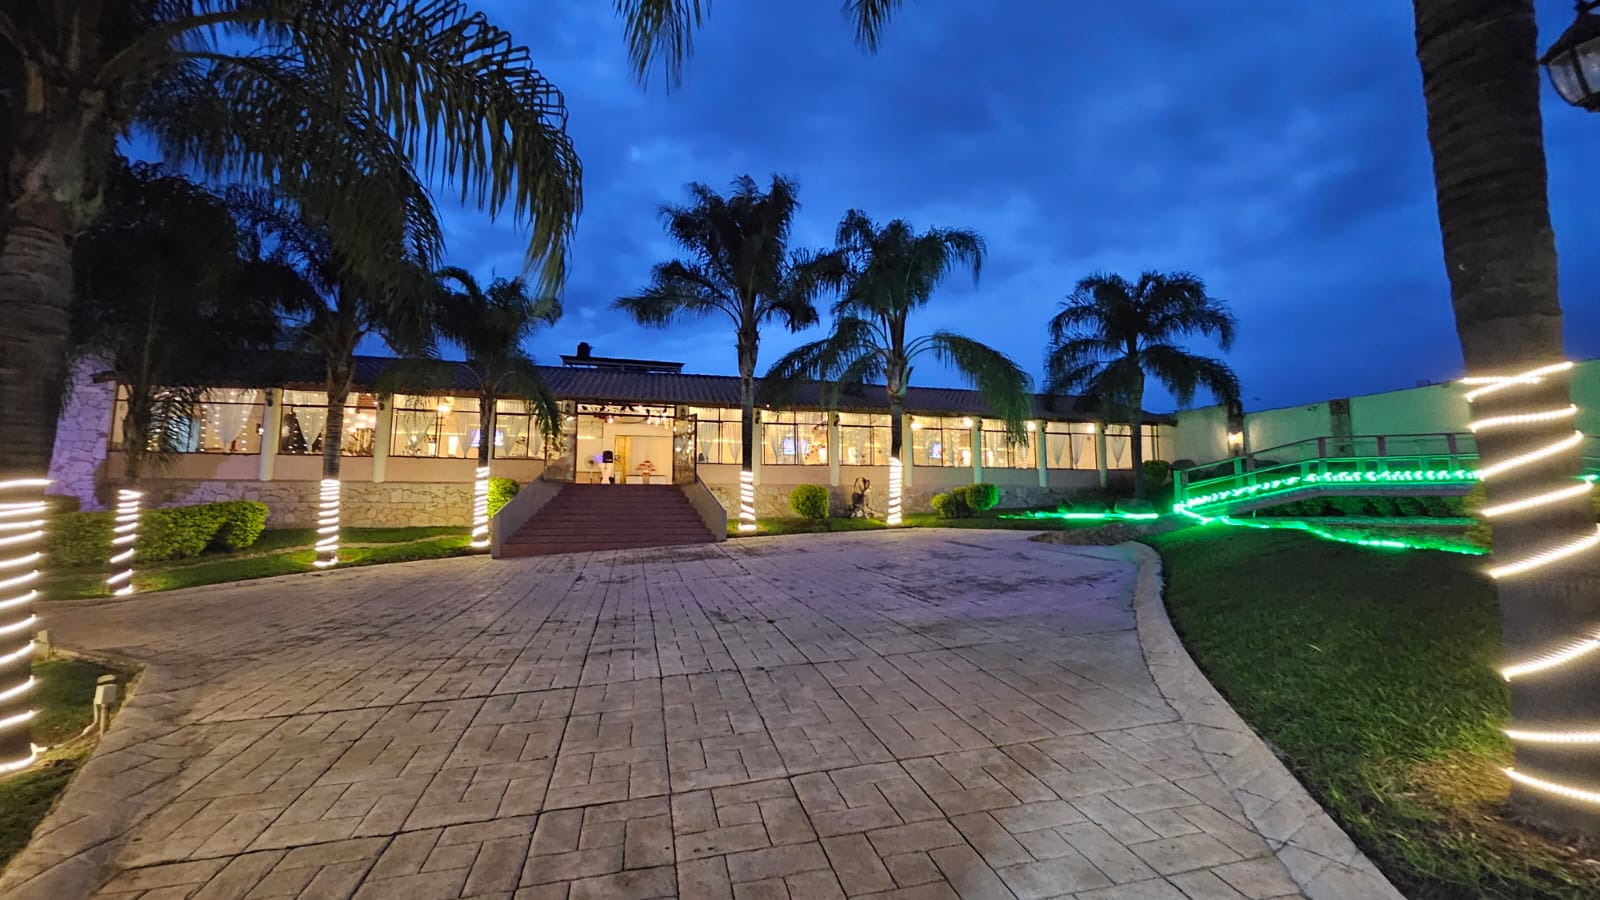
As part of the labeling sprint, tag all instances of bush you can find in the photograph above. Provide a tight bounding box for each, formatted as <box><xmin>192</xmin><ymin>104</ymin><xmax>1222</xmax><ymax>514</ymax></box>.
<box><xmin>958</xmin><ymin>482</ymin><xmax>999</xmax><ymax>513</ymax></box>
<box><xmin>488</xmin><ymin>477</ymin><xmax>520</xmax><ymax>517</ymax></box>
<box><xmin>210</xmin><ymin>501</ymin><xmax>269</xmax><ymax>552</ymax></box>
<box><xmin>1142</xmin><ymin>460</ymin><xmax>1171</xmax><ymax>496</ymax></box>
<box><xmin>47</xmin><ymin>495</ymin><xmax>81</xmax><ymax>514</ymax></box>
<box><xmin>1464</xmin><ymin>483</ymin><xmax>1492</xmax><ymax>549</ymax></box>
<box><xmin>139</xmin><ymin>505</ymin><xmax>225</xmax><ymax>561</ymax></box>
<box><xmin>788</xmin><ymin>484</ymin><xmax>830</xmax><ymax>520</ymax></box>
<box><xmin>931</xmin><ymin>492</ymin><xmax>970</xmax><ymax>519</ymax></box>
<box><xmin>46</xmin><ymin>511</ymin><xmax>115</xmax><ymax>569</ymax></box>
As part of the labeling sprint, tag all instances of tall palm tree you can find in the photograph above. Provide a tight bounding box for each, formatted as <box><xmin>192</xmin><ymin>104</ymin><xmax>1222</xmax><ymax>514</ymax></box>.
<box><xmin>1413</xmin><ymin>0</ymin><xmax>1600</xmax><ymax>835</ymax></box>
<box><xmin>1043</xmin><ymin>272</ymin><xmax>1239</xmax><ymax>500</ymax></box>
<box><xmin>614</xmin><ymin>174</ymin><xmax>840</xmax><ymax>531</ymax></box>
<box><xmin>767</xmin><ymin>210</ymin><xmax>1033</xmax><ymax>523</ymax></box>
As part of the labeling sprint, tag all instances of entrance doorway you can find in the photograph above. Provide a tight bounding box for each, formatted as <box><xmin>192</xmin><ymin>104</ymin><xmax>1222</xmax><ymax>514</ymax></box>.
<box><xmin>544</xmin><ymin>403</ymin><xmax>696</xmax><ymax>485</ymax></box>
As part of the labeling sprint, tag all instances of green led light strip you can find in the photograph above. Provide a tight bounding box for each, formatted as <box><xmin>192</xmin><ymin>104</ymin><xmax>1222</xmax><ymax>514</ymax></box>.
<box><xmin>999</xmin><ymin>510</ymin><xmax>1161</xmax><ymax>522</ymax></box>
<box><xmin>1177</xmin><ymin>469</ymin><xmax>1480</xmax><ymax>514</ymax></box>
<box><xmin>1173</xmin><ymin>505</ymin><xmax>1487</xmax><ymax>556</ymax></box>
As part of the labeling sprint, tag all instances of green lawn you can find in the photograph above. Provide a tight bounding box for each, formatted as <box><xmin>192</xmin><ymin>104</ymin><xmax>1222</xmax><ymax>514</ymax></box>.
<box><xmin>728</xmin><ymin>510</ymin><xmax>1112</xmax><ymax>537</ymax></box>
<box><xmin>1147</xmin><ymin>526</ymin><xmax>1600</xmax><ymax>900</ymax></box>
<box><xmin>0</xmin><ymin>658</ymin><xmax>126</xmax><ymax>873</ymax></box>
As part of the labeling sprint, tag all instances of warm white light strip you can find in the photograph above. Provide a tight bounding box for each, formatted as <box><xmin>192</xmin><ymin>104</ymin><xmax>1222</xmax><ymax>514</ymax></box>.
<box><xmin>0</xmin><ymin>615</ymin><xmax>38</xmax><ymax>638</ymax></box>
<box><xmin>887</xmin><ymin>457</ymin><xmax>904</xmax><ymax>526</ymax></box>
<box><xmin>314</xmin><ymin>478</ymin><xmax>340</xmax><ymax>568</ymax></box>
<box><xmin>1476</xmin><ymin>431</ymin><xmax>1583</xmax><ymax>481</ymax></box>
<box><xmin>0</xmin><ymin>479</ymin><xmax>50</xmax><ymax>492</ymax></box>
<box><xmin>1504</xmin><ymin>727</ymin><xmax>1600</xmax><ymax>745</ymax></box>
<box><xmin>1502</xmin><ymin>633</ymin><xmax>1600</xmax><ymax>681</ymax></box>
<box><xmin>1503</xmin><ymin>768</ymin><xmax>1600</xmax><ymax>805</ymax></box>
<box><xmin>0</xmin><ymin>551</ymin><xmax>41</xmax><ymax>573</ymax></box>
<box><xmin>0</xmin><ymin>642</ymin><xmax>34</xmax><ymax>668</ymax></box>
<box><xmin>0</xmin><ymin>571</ymin><xmax>38</xmax><ymax>594</ymax></box>
<box><xmin>106</xmin><ymin>489</ymin><xmax>141</xmax><ymax>596</ymax></box>
<box><xmin>0</xmin><ymin>749</ymin><xmax>36</xmax><ymax>774</ymax></box>
<box><xmin>0</xmin><ymin>709</ymin><xmax>34</xmax><ymax>732</ymax></box>
<box><xmin>0</xmin><ymin>676</ymin><xmax>34</xmax><ymax>705</ymax></box>
<box><xmin>1488</xmin><ymin>525</ymin><xmax>1600</xmax><ymax>580</ymax></box>
<box><xmin>1462</xmin><ymin>361</ymin><xmax>1574</xmax><ymax>401</ymax></box>
<box><xmin>0</xmin><ymin>590</ymin><xmax>32</xmax><ymax>615</ymax></box>
<box><xmin>739</xmin><ymin>469</ymin><xmax>757</xmax><ymax>533</ymax></box>
<box><xmin>470</xmin><ymin>466</ymin><xmax>490</xmax><ymax>549</ymax></box>
<box><xmin>1469</xmin><ymin>405</ymin><xmax>1578</xmax><ymax>433</ymax></box>
<box><xmin>1483</xmin><ymin>482</ymin><xmax>1594</xmax><ymax>519</ymax></box>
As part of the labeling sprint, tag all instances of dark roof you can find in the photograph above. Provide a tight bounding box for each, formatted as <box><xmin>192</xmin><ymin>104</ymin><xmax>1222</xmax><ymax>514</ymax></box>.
<box><xmin>162</xmin><ymin>350</ymin><xmax>1175</xmax><ymax>424</ymax></box>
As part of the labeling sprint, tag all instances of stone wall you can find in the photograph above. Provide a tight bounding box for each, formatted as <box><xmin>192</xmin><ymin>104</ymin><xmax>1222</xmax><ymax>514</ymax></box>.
<box><xmin>47</xmin><ymin>359</ymin><xmax>116</xmax><ymax>511</ymax></box>
<box><xmin>127</xmin><ymin>479</ymin><xmax>473</xmax><ymax>528</ymax></box>
<box><xmin>706</xmin><ymin>480</ymin><xmax>1084</xmax><ymax>519</ymax></box>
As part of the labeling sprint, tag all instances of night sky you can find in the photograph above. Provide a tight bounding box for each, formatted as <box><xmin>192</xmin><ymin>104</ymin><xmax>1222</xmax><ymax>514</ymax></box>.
<box><xmin>429</xmin><ymin>2</ymin><xmax>1597</xmax><ymax>412</ymax></box>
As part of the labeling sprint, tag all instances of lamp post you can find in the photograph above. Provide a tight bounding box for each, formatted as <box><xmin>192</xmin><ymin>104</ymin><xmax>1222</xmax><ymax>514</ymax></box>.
<box><xmin>1542</xmin><ymin>1</ymin><xmax>1600</xmax><ymax>111</ymax></box>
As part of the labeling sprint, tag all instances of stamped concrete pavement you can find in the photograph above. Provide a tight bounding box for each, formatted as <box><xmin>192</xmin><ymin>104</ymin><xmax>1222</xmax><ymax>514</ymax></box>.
<box><xmin>5</xmin><ymin>530</ymin><xmax>1311</xmax><ymax>900</ymax></box>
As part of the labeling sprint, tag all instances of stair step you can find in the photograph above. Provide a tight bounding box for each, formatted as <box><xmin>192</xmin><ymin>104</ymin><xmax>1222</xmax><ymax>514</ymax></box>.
<box><xmin>499</xmin><ymin>482</ymin><xmax>719</xmax><ymax>556</ymax></box>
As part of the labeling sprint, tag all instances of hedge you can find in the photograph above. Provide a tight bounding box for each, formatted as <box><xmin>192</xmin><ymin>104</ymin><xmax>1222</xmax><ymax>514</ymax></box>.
<box><xmin>488</xmin><ymin>478</ymin><xmax>520</xmax><ymax>517</ymax></box>
<box><xmin>46</xmin><ymin>499</ymin><xmax>270</xmax><ymax>568</ymax></box>
<box><xmin>958</xmin><ymin>483</ymin><xmax>999</xmax><ymax>512</ymax></box>
<box><xmin>1256</xmin><ymin>494</ymin><xmax>1468</xmax><ymax>519</ymax></box>
<box><xmin>788</xmin><ymin>484</ymin><xmax>829</xmax><ymax>520</ymax></box>
<box><xmin>931</xmin><ymin>491</ymin><xmax>970</xmax><ymax>519</ymax></box>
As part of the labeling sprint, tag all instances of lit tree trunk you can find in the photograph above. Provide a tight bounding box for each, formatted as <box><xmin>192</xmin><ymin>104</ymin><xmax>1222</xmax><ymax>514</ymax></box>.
<box><xmin>887</xmin><ymin>360</ymin><xmax>907</xmax><ymax>525</ymax></box>
<box><xmin>478</xmin><ymin>391</ymin><xmax>495</xmax><ymax>468</ymax></box>
<box><xmin>1415</xmin><ymin>0</ymin><xmax>1600</xmax><ymax>835</ymax></box>
<box><xmin>322</xmin><ymin>371</ymin><xmax>351</xmax><ymax>481</ymax></box>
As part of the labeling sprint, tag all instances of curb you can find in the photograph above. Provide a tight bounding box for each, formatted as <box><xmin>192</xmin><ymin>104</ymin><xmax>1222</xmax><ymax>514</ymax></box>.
<box><xmin>1124</xmin><ymin>541</ymin><xmax>1407</xmax><ymax>900</ymax></box>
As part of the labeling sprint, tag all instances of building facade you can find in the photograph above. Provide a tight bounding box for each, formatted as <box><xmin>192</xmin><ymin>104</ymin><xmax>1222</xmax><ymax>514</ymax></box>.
<box><xmin>49</xmin><ymin>347</ymin><xmax>1177</xmax><ymax>527</ymax></box>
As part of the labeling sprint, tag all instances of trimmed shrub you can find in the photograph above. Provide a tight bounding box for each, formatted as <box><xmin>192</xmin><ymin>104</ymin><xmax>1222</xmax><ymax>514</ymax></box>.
<box><xmin>210</xmin><ymin>501</ymin><xmax>269</xmax><ymax>552</ymax></box>
<box><xmin>1142</xmin><ymin>460</ymin><xmax>1171</xmax><ymax>496</ymax></box>
<box><xmin>488</xmin><ymin>477</ymin><xmax>521</xmax><ymax>517</ymax></box>
<box><xmin>930</xmin><ymin>492</ymin><xmax>970</xmax><ymax>519</ymax></box>
<box><xmin>958</xmin><ymin>482</ymin><xmax>999</xmax><ymax>513</ymax></box>
<box><xmin>139</xmin><ymin>505</ymin><xmax>225</xmax><ymax>561</ymax></box>
<box><xmin>48</xmin><ymin>495</ymin><xmax>81</xmax><ymax>514</ymax></box>
<box><xmin>46</xmin><ymin>511</ymin><xmax>115</xmax><ymax>569</ymax></box>
<box><xmin>1464</xmin><ymin>483</ymin><xmax>1492</xmax><ymax>549</ymax></box>
<box><xmin>788</xmin><ymin>484</ymin><xmax>830</xmax><ymax>520</ymax></box>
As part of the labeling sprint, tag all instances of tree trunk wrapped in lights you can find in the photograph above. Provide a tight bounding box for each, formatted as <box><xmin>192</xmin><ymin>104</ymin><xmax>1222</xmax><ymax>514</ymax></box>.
<box><xmin>0</xmin><ymin>479</ymin><xmax>48</xmax><ymax>773</ymax></box>
<box><xmin>1415</xmin><ymin>0</ymin><xmax>1600</xmax><ymax>833</ymax></box>
<box><xmin>106</xmin><ymin>489</ymin><xmax>142</xmax><ymax>596</ymax></box>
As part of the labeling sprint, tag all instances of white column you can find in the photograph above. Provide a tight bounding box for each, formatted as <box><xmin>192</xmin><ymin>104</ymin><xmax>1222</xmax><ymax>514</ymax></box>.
<box><xmin>1034</xmin><ymin>421</ymin><xmax>1047</xmax><ymax>488</ymax></box>
<box><xmin>258</xmin><ymin>388</ymin><xmax>282</xmax><ymax>481</ymax></box>
<box><xmin>827</xmin><ymin>412</ymin><xmax>841</xmax><ymax>488</ymax></box>
<box><xmin>969</xmin><ymin>418</ymin><xmax>983</xmax><ymax>484</ymax></box>
<box><xmin>1095</xmin><ymin>423</ymin><xmax>1109</xmax><ymax>489</ymax></box>
<box><xmin>373</xmin><ymin>399</ymin><xmax>393</xmax><ymax>483</ymax></box>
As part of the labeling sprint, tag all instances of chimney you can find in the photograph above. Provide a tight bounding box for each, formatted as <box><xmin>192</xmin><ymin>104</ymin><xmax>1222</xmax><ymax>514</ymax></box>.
<box><xmin>576</xmin><ymin>342</ymin><xmax>591</xmax><ymax>359</ymax></box>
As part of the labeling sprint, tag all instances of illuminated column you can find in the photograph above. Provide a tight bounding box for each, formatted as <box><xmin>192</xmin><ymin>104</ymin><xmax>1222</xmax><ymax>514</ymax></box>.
<box><xmin>470</xmin><ymin>465</ymin><xmax>490</xmax><ymax>549</ymax></box>
<box><xmin>828</xmin><ymin>413</ymin><xmax>841</xmax><ymax>488</ymax></box>
<box><xmin>1033</xmin><ymin>421</ymin><xmax>1047</xmax><ymax>488</ymax></box>
<box><xmin>372</xmin><ymin>400</ymin><xmax>392</xmax><ymax>483</ymax></box>
<box><xmin>887</xmin><ymin>457</ymin><xmax>904</xmax><ymax>525</ymax></box>
<box><xmin>1458</xmin><ymin>361</ymin><xmax>1600</xmax><ymax>807</ymax></box>
<box><xmin>105</xmin><ymin>489</ymin><xmax>141</xmax><ymax>596</ymax></box>
<box><xmin>0</xmin><ymin>478</ymin><xmax>47</xmax><ymax>773</ymax></box>
<box><xmin>314</xmin><ymin>478</ymin><xmax>340</xmax><ymax>568</ymax></box>
<box><xmin>259</xmin><ymin>389</ymin><xmax>282</xmax><ymax>481</ymax></box>
<box><xmin>1094</xmin><ymin>423</ymin><xmax>1108</xmax><ymax>489</ymax></box>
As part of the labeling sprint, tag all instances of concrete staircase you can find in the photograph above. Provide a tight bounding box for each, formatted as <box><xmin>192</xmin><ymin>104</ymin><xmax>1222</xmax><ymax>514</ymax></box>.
<box><xmin>498</xmin><ymin>483</ymin><xmax>717</xmax><ymax>556</ymax></box>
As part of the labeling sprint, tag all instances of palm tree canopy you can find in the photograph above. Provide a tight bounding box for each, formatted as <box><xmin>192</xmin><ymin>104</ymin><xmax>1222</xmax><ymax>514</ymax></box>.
<box><xmin>1045</xmin><ymin>271</ymin><xmax>1240</xmax><ymax>411</ymax></box>
<box><xmin>832</xmin><ymin>209</ymin><xmax>985</xmax><ymax>322</ymax></box>
<box><xmin>614</xmin><ymin>174</ymin><xmax>839</xmax><ymax>340</ymax></box>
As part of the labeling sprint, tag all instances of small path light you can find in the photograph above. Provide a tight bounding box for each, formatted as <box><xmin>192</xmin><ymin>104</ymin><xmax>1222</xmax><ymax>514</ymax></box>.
<box><xmin>1542</xmin><ymin>1</ymin><xmax>1600</xmax><ymax>111</ymax></box>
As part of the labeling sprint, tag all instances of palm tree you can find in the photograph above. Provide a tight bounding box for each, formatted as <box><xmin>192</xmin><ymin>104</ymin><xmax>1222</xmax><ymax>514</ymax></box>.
<box><xmin>767</xmin><ymin>210</ymin><xmax>1033</xmax><ymax>523</ymax></box>
<box><xmin>1413</xmin><ymin>0</ymin><xmax>1600</xmax><ymax>835</ymax></box>
<box><xmin>614</xmin><ymin>174</ymin><xmax>841</xmax><ymax>531</ymax></box>
<box><xmin>1043</xmin><ymin>272</ymin><xmax>1239</xmax><ymax>500</ymax></box>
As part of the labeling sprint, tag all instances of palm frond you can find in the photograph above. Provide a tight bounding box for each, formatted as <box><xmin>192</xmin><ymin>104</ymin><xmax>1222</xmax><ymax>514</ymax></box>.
<box><xmin>1140</xmin><ymin>343</ymin><xmax>1241</xmax><ymax>407</ymax></box>
<box><xmin>926</xmin><ymin>332</ymin><xmax>1032</xmax><ymax>442</ymax></box>
<box><xmin>500</xmin><ymin>361</ymin><xmax>564</xmax><ymax>442</ymax></box>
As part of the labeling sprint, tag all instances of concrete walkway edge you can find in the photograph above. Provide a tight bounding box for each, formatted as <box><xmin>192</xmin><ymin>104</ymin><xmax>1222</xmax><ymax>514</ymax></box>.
<box><xmin>1124</xmin><ymin>541</ymin><xmax>1406</xmax><ymax>900</ymax></box>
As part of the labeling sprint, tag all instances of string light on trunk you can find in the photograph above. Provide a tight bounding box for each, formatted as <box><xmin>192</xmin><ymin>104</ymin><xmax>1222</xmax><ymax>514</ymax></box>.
<box><xmin>106</xmin><ymin>488</ymin><xmax>141</xmax><ymax>596</ymax></box>
<box><xmin>1502</xmin><ymin>727</ymin><xmax>1600</xmax><ymax>745</ymax></box>
<box><xmin>314</xmin><ymin>478</ymin><xmax>340</xmax><ymax>568</ymax></box>
<box><xmin>887</xmin><ymin>457</ymin><xmax>904</xmax><ymax>525</ymax></box>
<box><xmin>0</xmin><ymin>478</ymin><xmax>47</xmax><ymax>776</ymax></box>
<box><xmin>470</xmin><ymin>466</ymin><xmax>490</xmax><ymax>549</ymax></box>
<box><xmin>1503</xmin><ymin>768</ymin><xmax>1600</xmax><ymax>806</ymax></box>
<box><xmin>738</xmin><ymin>469</ymin><xmax>757</xmax><ymax>533</ymax></box>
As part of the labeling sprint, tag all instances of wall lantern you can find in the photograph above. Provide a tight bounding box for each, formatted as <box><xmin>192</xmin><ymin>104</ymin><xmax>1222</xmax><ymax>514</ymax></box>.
<box><xmin>1542</xmin><ymin>1</ymin><xmax>1600</xmax><ymax>112</ymax></box>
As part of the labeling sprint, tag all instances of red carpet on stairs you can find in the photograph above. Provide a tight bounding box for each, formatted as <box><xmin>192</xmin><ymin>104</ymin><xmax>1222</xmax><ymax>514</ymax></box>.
<box><xmin>499</xmin><ymin>483</ymin><xmax>716</xmax><ymax>556</ymax></box>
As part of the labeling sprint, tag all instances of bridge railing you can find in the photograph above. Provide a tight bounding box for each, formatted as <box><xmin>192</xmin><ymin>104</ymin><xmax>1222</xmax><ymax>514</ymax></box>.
<box><xmin>1174</xmin><ymin>433</ymin><xmax>1479</xmax><ymax>508</ymax></box>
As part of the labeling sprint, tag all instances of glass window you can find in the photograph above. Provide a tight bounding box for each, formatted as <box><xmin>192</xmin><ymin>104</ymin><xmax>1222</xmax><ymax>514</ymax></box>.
<box><xmin>279</xmin><ymin>390</ymin><xmax>378</xmax><ymax>457</ymax></box>
<box><xmin>1044</xmin><ymin>422</ymin><xmax>1100</xmax><ymax>470</ymax></box>
<box><xmin>762</xmin><ymin>410</ymin><xmax>829</xmax><ymax>466</ymax></box>
<box><xmin>493</xmin><ymin>398</ymin><xmax>548</xmax><ymax>459</ymax></box>
<box><xmin>1143</xmin><ymin>425</ymin><xmax>1165</xmax><ymax>462</ymax></box>
<box><xmin>391</xmin><ymin>394</ymin><xmax>481</xmax><ymax>458</ymax></box>
<box><xmin>1101</xmin><ymin>424</ymin><xmax>1165</xmax><ymax>469</ymax></box>
<box><xmin>911</xmin><ymin>416</ymin><xmax>973</xmax><ymax>468</ymax></box>
<box><xmin>981</xmin><ymin>419</ymin><xmax>1036</xmax><ymax>469</ymax></box>
<box><xmin>112</xmin><ymin>386</ymin><xmax>264</xmax><ymax>454</ymax></box>
<box><xmin>837</xmin><ymin>412</ymin><xmax>889</xmax><ymax>466</ymax></box>
<box><xmin>685</xmin><ymin>406</ymin><xmax>742</xmax><ymax>465</ymax></box>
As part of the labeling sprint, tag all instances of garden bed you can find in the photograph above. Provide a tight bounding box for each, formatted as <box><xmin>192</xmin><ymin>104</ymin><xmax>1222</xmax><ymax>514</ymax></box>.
<box><xmin>1146</xmin><ymin>526</ymin><xmax>1600</xmax><ymax>900</ymax></box>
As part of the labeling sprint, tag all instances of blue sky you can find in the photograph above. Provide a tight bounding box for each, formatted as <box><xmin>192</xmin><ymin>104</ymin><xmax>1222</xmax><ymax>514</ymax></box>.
<box><xmin>430</xmin><ymin>3</ymin><xmax>1595</xmax><ymax>411</ymax></box>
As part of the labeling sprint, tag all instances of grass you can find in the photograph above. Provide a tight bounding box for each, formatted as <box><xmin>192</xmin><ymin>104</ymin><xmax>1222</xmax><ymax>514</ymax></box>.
<box><xmin>45</xmin><ymin>534</ymin><xmax>475</xmax><ymax>601</ymax></box>
<box><xmin>0</xmin><ymin>658</ymin><xmax>127</xmax><ymax>873</ymax></box>
<box><xmin>1147</xmin><ymin>526</ymin><xmax>1600</xmax><ymax>900</ymax></box>
<box><xmin>728</xmin><ymin>509</ymin><xmax>1113</xmax><ymax>537</ymax></box>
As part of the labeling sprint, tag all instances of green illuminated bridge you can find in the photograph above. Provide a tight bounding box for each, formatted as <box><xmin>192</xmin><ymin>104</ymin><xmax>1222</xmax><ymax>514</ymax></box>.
<box><xmin>1172</xmin><ymin>432</ymin><xmax>1599</xmax><ymax>517</ymax></box>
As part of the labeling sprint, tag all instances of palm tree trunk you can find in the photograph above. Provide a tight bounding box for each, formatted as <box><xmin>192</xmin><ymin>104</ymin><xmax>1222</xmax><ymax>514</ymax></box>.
<box><xmin>1129</xmin><ymin>371</ymin><xmax>1147</xmax><ymax>501</ymax></box>
<box><xmin>322</xmin><ymin>370</ymin><xmax>352</xmax><ymax>481</ymax></box>
<box><xmin>1415</xmin><ymin>0</ymin><xmax>1600</xmax><ymax>835</ymax></box>
<box><xmin>478</xmin><ymin>392</ymin><xmax>495</xmax><ymax>468</ymax></box>
<box><xmin>737</xmin><ymin>334</ymin><xmax>759</xmax><ymax>530</ymax></box>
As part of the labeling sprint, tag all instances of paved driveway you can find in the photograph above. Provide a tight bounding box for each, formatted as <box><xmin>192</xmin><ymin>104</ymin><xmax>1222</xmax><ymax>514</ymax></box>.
<box><xmin>7</xmin><ymin>531</ymin><xmax>1304</xmax><ymax>900</ymax></box>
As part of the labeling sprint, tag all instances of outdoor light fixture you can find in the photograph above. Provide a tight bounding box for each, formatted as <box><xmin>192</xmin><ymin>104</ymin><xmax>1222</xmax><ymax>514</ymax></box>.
<box><xmin>0</xmin><ymin>478</ymin><xmax>47</xmax><ymax>774</ymax></box>
<box><xmin>887</xmin><ymin>457</ymin><xmax>904</xmax><ymax>525</ymax></box>
<box><xmin>1227</xmin><ymin>431</ymin><xmax>1245</xmax><ymax>447</ymax></box>
<box><xmin>738</xmin><ymin>469</ymin><xmax>757</xmax><ymax>533</ymax></box>
<box><xmin>1025</xmin><ymin>421</ymin><xmax>1037</xmax><ymax>432</ymax></box>
<box><xmin>1542</xmin><ymin>1</ymin><xmax>1600</xmax><ymax>112</ymax></box>
<box><xmin>105</xmin><ymin>489</ymin><xmax>141</xmax><ymax>596</ymax></box>
<box><xmin>961</xmin><ymin>418</ymin><xmax>974</xmax><ymax>429</ymax></box>
<box><xmin>437</xmin><ymin>400</ymin><xmax>453</xmax><ymax>415</ymax></box>
<box><xmin>314</xmin><ymin>478</ymin><xmax>340</xmax><ymax>568</ymax></box>
<box><xmin>470</xmin><ymin>466</ymin><xmax>490</xmax><ymax>549</ymax></box>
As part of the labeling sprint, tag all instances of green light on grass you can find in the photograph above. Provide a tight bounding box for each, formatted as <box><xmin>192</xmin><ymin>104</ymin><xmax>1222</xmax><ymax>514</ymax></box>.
<box><xmin>1174</xmin><ymin>505</ymin><xmax>1486</xmax><ymax>556</ymax></box>
<box><xmin>1000</xmin><ymin>510</ymin><xmax>1162</xmax><ymax>522</ymax></box>
<box><xmin>1177</xmin><ymin>469</ymin><xmax>1480</xmax><ymax>515</ymax></box>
